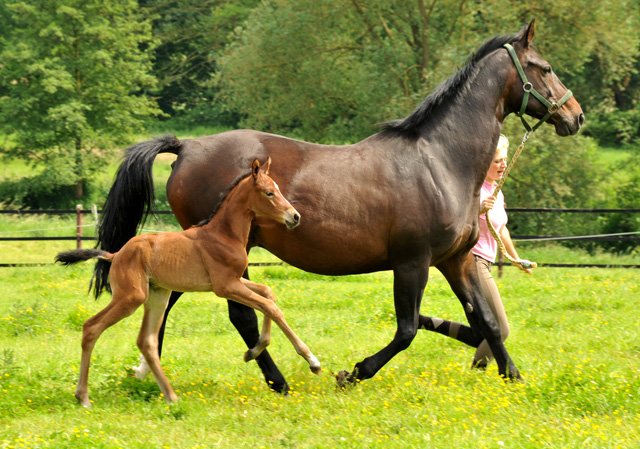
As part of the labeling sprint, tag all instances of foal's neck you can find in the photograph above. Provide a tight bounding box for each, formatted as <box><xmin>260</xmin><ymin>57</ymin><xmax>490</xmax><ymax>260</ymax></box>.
<box><xmin>201</xmin><ymin>180</ymin><xmax>254</xmax><ymax>244</ymax></box>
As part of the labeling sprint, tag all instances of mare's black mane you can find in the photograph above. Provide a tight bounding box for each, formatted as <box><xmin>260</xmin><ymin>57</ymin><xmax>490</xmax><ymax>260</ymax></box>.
<box><xmin>196</xmin><ymin>171</ymin><xmax>252</xmax><ymax>227</ymax></box>
<box><xmin>379</xmin><ymin>33</ymin><xmax>517</xmax><ymax>137</ymax></box>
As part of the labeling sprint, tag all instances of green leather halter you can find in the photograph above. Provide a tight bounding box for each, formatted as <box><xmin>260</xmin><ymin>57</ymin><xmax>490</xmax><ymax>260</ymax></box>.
<box><xmin>503</xmin><ymin>43</ymin><xmax>574</xmax><ymax>132</ymax></box>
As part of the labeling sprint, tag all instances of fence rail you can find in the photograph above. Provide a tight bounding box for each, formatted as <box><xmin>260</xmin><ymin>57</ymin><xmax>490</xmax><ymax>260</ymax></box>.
<box><xmin>1</xmin><ymin>207</ymin><xmax>639</xmax><ymax>269</ymax></box>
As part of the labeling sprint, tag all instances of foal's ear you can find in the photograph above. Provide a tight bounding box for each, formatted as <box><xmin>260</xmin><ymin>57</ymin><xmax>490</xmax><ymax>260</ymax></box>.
<box><xmin>252</xmin><ymin>158</ymin><xmax>261</xmax><ymax>179</ymax></box>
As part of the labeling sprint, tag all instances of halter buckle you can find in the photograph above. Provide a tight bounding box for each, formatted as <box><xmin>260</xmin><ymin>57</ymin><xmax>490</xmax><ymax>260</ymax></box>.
<box><xmin>523</xmin><ymin>82</ymin><xmax>533</xmax><ymax>93</ymax></box>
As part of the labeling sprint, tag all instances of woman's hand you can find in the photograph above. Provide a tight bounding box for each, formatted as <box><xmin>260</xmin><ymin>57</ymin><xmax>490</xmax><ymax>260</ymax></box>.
<box><xmin>480</xmin><ymin>196</ymin><xmax>496</xmax><ymax>215</ymax></box>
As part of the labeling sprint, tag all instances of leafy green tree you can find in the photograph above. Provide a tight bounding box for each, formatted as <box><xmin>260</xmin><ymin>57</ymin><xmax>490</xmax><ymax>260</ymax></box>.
<box><xmin>216</xmin><ymin>0</ymin><xmax>639</xmax><ymax>143</ymax></box>
<box><xmin>0</xmin><ymin>0</ymin><xmax>160</xmax><ymax>200</ymax></box>
<box><xmin>140</xmin><ymin>0</ymin><xmax>259</xmax><ymax>126</ymax></box>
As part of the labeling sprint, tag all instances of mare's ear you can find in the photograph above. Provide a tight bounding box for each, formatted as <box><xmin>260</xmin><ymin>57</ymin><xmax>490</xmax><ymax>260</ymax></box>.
<box><xmin>515</xmin><ymin>19</ymin><xmax>535</xmax><ymax>48</ymax></box>
<box><xmin>264</xmin><ymin>157</ymin><xmax>271</xmax><ymax>175</ymax></box>
<box><xmin>252</xmin><ymin>159</ymin><xmax>261</xmax><ymax>179</ymax></box>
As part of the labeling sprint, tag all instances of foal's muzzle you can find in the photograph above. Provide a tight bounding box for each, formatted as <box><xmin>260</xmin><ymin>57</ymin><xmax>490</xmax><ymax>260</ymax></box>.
<box><xmin>284</xmin><ymin>210</ymin><xmax>301</xmax><ymax>230</ymax></box>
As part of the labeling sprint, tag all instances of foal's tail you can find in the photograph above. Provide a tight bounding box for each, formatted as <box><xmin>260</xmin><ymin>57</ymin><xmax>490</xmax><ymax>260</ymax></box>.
<box><xmin>93</xmin><ymin>134</ymin><xmax>182</xmax><ymax>299</ymax></box>
<box><xmin>56</xmin><ymin>249</ymin><xmax>114</xmax><ymax>265</ymax></box>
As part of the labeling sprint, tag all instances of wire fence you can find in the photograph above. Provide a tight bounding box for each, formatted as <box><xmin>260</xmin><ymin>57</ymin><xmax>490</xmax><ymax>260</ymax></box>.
<box><xmin>1</xmin><ymin>207</ymin><xmax>639</xmax><ymax>269</ymax></box>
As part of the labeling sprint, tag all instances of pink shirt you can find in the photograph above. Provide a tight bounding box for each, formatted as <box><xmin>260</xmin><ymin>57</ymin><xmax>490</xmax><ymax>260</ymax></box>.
<box><xmin>472</xmin><ymin>180</ymin><xmax>508</xmax><ymax>263</ymax></box>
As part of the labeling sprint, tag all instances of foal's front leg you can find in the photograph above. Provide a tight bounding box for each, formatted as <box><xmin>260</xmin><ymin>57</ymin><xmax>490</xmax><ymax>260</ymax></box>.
<box><xmin>240</xmin><ymin>278</ymin><xmax>273</xmax><ymax>362</ymax></box>
<box><xmin>217</xmin><ymin>278</ymin><xmax>321</xmax><ymax>374</ymax></box>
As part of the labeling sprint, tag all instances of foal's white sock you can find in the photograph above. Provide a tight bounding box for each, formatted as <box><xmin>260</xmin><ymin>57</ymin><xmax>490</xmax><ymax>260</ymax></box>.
<box><xmin>131</xmin><ymin>354</ymin><xmax>151</xmax><ymax>379</ymax></box>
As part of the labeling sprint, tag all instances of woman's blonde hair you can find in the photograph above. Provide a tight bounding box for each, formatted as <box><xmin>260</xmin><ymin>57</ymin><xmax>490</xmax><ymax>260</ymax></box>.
<box><xmin>497</xmin><ymin>134</ymin><xmax>509</xmax><ymax>151</ymax></box>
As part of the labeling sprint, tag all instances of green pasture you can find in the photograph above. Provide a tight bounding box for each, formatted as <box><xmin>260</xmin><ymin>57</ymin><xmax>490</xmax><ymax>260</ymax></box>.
<box><xmin>0</xmin><ymin>251</ymin><xmax>639</xmax><ymax>448</ymax></box>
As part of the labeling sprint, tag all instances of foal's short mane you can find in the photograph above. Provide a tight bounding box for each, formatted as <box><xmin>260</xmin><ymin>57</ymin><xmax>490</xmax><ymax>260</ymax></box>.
<box><xmin>379</xmin><ymin>33</ymin><xmax>518</xmax><ymax>138</ymax></box>
<box><xmin>196</xmin><ymin>171</ymin><xmax>252</xmax><ymax>227</ymax></box>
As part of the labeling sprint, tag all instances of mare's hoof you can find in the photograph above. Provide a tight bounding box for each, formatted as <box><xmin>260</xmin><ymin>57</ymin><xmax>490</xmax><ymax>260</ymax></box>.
<box><xmin>510</xmin><ymin>372</ymin><xmax>525</xmax><ymax>383</ymax></box>
<box><xmin>335</xmin><ymin>370</ymin><xmax>356</xmax><ymax>389</ymax></box>
<box><xmin>500</xmin><ymin>370</ymin><xmax>524</xmax><ymax>383</ymax></box>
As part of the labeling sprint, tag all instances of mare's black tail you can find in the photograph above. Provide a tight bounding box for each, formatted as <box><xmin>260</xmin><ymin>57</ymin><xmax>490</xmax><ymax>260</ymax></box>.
<box><xmin>93</xmin><ymin>134</ymin><xmax>182</xmax><ymax>298</ymax></box>
<box><xmin>56</xmin><ymin>249</ymin><xmax>111</xmax><ymax>265</ymax></box>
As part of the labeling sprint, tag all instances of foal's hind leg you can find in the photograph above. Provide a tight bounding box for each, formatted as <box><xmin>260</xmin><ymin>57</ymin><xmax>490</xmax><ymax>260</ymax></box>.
<box><xmin>136</xmin><ymin>286</ymin><xmax>177</xmax><ymax>402</ymax></box>
<box><xmin>240</xmin><ymin>279</ymin><xmax>273</xmax><ymax>362</ymax></box>
<box><xmin>76</xmin><ymin>291</ymin><xmax>146</xmax><ymax>407</ymax></box>
<box><xmin>132</xmin><ymin>290</ymin><xmax>183</xmax><ymax>380</ymax></box>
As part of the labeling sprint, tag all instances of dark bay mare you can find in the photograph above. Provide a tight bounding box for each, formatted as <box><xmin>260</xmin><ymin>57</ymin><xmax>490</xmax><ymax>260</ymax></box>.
<box><xmin>92</xmin><ymin>21</ymin><xmax>583</xmax><ymax>392</ymax></box>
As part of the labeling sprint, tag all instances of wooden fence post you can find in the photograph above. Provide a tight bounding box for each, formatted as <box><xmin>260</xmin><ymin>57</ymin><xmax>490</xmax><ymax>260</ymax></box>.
<box><xmin>76</xmin><ymin>204</ymin><xmax>83</xmax><ymax>249</ymax></box>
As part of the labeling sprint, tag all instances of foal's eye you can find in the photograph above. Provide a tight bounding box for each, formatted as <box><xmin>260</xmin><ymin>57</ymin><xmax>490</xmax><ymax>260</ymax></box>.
<box><xmin>265</xmin><ymin>192</ymin><xmax>275</xmax><ymax>197</ymax></box>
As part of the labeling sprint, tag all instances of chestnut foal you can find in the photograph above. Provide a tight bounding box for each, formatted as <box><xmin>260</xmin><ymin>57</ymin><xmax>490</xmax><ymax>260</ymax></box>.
<box><xmin>56</xmin><ymin>158</ymin><xmax>321</xmax><ymax>407</ymax></box>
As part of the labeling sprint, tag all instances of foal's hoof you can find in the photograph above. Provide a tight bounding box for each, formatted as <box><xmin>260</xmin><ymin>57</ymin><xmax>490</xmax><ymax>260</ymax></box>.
<box><xmin>244</xmin><ymin>347</ymin><xmax>265</xmax><ymax>362</ymax></box>
<box><xmin>132</xmin><ymin>354</ymin><xmax>151</xmax><ymax>379</ymax></box>
<box><xmin>243</xmin><ymin>350</ymin><xmax>255</xmax><ymax>363</ymax></box>
<box><xmin>308</xmin><ymin>355</ymin><xmax>322</xmax><ymax>375</ymax></box>
<box><xmin>75</xmin><ymin>394</ymin><xmax>91</xmax><ymax>408</ymax></box>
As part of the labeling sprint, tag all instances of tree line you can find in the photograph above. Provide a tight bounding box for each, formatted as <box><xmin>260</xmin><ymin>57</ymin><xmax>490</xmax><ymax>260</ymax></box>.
<box><xmin>1</xmin><ymin>0</ymin><xmax>639</xmax><ymax>251</ymax></box>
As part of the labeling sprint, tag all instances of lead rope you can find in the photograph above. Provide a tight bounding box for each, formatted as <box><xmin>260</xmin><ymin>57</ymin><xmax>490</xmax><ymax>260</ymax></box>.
<box><xmin>485</xmin><ymin>131</ymin><xmax>537</xmax><ymax>270</ymax></box>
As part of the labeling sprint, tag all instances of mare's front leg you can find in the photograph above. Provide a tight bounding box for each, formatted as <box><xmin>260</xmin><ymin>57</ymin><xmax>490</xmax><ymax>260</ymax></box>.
<box><xmin>137</xmin><ymin>286</ymin><xmax>178</xmax><ymax>402</ymax></box>
<box><xmin>338</xmin><ymin>261</ymin><xmax>428</xmax><ymax>386</ymax></box>
<box><xmin>437</xmin><ymin>253</ymin><xmax>521</xmax><ymax>380</ymax></box>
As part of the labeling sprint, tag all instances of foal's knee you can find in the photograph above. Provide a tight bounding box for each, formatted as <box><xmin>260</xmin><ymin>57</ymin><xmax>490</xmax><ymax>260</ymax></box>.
<box><xmin>261</xmin><ymin>285</ymin><xmax>276</xmax><ymax>302</ymax></box>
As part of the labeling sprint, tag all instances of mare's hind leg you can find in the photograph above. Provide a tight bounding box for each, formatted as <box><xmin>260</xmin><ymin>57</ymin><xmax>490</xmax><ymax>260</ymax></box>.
<box><xmin>240</xmin><ymin>278</ymin><xmax>273</xmax><ymax>362</ymax></box>
<box><xmin>137</xmin><ymin>286</ymin><xmax>177</xmax><ymax>402</ymax></box>
<box><xmin>436</xmin><ymin>253</ymin><xmax>521</xmax><ymax>380</ymax></box>
<box><xmin>418</xmin><ymin>315</ymin><xmax>483</xmax><ymax>348</ymax></box>
<box><xmin>76</xmin><ymin>290</ymin><xmax>146</xmax><ymax>407</ymax></box>
<box><xmin>217</xmin><ymin>279</ymin><xmax>321</xmax><ymax>375</ymax></box>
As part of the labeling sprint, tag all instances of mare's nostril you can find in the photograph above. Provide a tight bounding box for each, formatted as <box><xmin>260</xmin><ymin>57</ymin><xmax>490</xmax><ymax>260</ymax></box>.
<box><xmin>579</xmin><ymin>113</ymin><xmax>585</xmax><ymax>127</ymax></box>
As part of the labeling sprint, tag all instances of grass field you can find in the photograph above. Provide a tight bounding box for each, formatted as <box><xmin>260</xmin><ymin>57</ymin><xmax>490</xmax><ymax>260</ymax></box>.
<box><xmin>0</xmin><ymin>251</ymin><xmax>639</xmax><ymax>448</ymax></box>
<box><xmin>1</xmin><ymin>133</ymin><xmax>639</xmax><ymax>447</ymax></box>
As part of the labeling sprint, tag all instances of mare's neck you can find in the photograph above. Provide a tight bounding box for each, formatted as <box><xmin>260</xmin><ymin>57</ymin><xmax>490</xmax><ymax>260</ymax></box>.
<box><xmin>424</xmin><ymin>49</ymin><xmax>513</xmax><ymax>186</ymax></box>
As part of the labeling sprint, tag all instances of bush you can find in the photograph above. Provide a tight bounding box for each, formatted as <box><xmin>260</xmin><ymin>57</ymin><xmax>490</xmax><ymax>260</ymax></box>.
<box><xmin>597</xmin><ymin>171</ymin><xmax>640</xmax><ymax>254</ymax></box>
<box><xmin>0</xmin><ymin>165</ymin><xmax>97</xmax><ymax>209</ymax></box>
<box><xmin>583</xmin><ymin>109</ymin><xmax>640</xmax><ymax>146</ymax></box>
